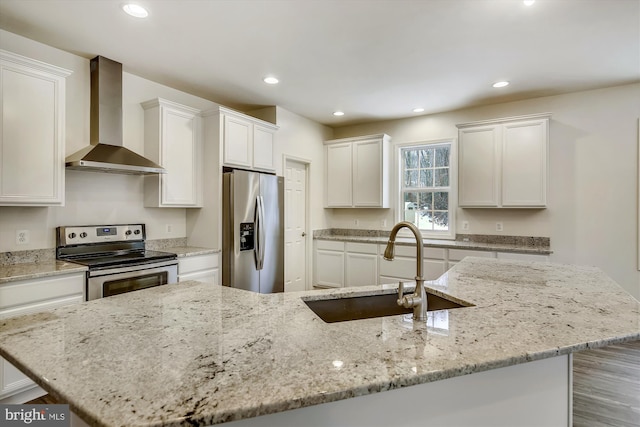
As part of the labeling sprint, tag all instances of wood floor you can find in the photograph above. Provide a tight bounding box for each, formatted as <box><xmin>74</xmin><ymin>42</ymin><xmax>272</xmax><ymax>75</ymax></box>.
<box><xmin>26</xmin><ymin>341</ymin><xmax>640</xmax><ymax>426</ymax></box>
<box><xmin>573</xmin><ymin>340</ymin><xmax>640</xmax><ymax>427</ymax></box>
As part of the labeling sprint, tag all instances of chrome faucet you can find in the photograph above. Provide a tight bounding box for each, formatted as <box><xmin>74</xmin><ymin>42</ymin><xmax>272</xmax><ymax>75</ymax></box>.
<box><xmin>383</xmin><ymin>221</ymin><xmax>428</xmax><ymax>321</ymax></box>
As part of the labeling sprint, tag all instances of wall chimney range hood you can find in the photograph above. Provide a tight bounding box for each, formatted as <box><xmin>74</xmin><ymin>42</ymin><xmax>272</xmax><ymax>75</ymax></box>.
<box><xmin>65</xmin><ymin>56</ymin><xmax>165</xmax><ymax>175</ymax></box>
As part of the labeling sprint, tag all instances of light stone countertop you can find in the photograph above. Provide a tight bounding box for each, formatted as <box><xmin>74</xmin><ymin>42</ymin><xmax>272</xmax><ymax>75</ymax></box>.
<box><xmin>162</xmin><ymin>246</ymin><xmax>219</xmax><ymax>258</ymax></box>
<box><xmin>315</xmin><ymin>234</ymin><xmax>553</xmax><ymax>254</ymax></box>
<box><xmin>0</xmin><ymin>258</ymin><xmax>638</xmax><ymax>427</ymax></box>
<box><xmin>0</xmin><ymin>261</ymin><xmax>87</xmax><ymax>284</ymax></box>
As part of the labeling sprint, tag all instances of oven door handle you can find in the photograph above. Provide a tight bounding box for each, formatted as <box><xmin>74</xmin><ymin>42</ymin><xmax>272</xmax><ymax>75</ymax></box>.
<box><xmin>87</xmin><ymin>259</ymin><xmax>178</xmax><ymax>277</ymax></box>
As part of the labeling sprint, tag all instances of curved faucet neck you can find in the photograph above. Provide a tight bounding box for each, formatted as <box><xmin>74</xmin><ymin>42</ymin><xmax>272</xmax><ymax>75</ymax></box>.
<box><xmin>387</xmin><ymin>221</ymin><xmax>424</xmax><ymax>279</ymax></box>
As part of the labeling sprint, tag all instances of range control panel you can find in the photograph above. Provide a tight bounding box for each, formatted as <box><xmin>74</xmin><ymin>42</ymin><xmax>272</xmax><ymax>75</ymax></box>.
<box><xmin>57</xmin><ymin>224</ymin><xmax>145</xmax><ymax>246</ymax></box>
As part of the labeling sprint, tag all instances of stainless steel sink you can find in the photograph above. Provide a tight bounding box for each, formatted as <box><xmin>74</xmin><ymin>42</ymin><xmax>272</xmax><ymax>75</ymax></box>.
<box><xmin>303</xmin><ymin>291</ymin><xmax>471</xmax><ymax>323</ymax></box>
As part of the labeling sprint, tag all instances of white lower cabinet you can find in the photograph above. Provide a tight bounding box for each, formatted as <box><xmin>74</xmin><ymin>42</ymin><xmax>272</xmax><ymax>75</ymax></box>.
<box><xmin>0</xmin><ymin>272</ymin><xmax>85</xmax><ymax>403</ymax></box>
<box><xmin>314</xmin><ymin>241</ymin><xmax>548</xmax><ymax>289</ymax></box>
<box><xmin>178</xmin><ymin>253</ymin><xmax>219</xmax><ymax>285</ymax></box>
<box><xmin>345</xmin><ymin>243</ymin><xmax>378</xmax><ymax>287</ymax></box>
<box><xmin>314</xmin><ymin>241</ymin><xmax>345</xmax><ymax>288</ymax></box>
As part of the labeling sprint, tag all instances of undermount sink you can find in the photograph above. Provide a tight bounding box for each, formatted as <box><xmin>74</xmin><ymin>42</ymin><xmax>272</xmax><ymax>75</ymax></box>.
<box><xmin>303</xmin><ymin>291</ymin><xmax>471</xmax><ymax>323</ymax></box>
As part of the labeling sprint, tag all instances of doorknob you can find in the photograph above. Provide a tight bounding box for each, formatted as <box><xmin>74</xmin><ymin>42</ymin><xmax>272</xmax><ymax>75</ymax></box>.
<box><xmin>301</xmin><ymin>232</ymin><xmax>306</xmax><ymax>237</ymax></box>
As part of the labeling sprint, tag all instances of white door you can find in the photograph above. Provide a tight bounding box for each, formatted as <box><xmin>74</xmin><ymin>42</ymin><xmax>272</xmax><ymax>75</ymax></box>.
<box><xmin>284</xmin><ymin>159</ymin><xmax>308</xmax><ymax>292</ymax></box>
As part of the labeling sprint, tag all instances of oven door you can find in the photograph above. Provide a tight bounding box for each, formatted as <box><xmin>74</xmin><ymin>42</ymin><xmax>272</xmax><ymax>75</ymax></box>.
<box><xmin>87</xmin><ymin>261</ymin><xmax>178</xmax><ymax>301</ymax></box>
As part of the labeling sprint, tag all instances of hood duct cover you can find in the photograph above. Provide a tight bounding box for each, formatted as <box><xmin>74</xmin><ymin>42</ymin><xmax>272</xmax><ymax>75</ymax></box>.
<box><xmin>65</xmin><ymin>56</ymin><xmax>165</xmax><ymax>175</ymax></box>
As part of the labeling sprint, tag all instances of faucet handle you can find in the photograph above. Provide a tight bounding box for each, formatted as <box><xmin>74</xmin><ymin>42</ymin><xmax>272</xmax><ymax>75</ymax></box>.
<box><xmin>397</xmin><ymin>281</ymin><xmax>405</xmax><ymax>305</ymax></box>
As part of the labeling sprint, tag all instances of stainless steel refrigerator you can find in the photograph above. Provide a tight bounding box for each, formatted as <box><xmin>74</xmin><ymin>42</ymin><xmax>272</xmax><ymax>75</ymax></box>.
<box><xmin>222</xmin><ymin>169</ymin><xmax>284</xmax><ymax>293</ymax></box>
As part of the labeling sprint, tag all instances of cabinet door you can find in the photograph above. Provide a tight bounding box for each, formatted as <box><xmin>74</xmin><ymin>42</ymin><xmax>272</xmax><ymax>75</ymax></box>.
<box><xmin>253</xmin><ymin>125</ymin><xmax>275</xmax><ymax>171</ymax></box>
<box><xmin>224</xmin><ymin>115</ymin><xmax>253</xmax><ymax>168</ymax></box>
<box><xmin>162</xmin><ymin>107</ymin><xmax>201</xmax><ymax>206</ymax></box>
<box><xmin>501</xmin><ymin>119</ymin><xmax>548</xmax><ymax>207</ymax></box>
<box><xmin>345</xmin><ymin>243</ymin><xmax>378</xmax><ymax>287</ymax></box>
<box><xmin>458</xmin><ymin>125</ymin><xmax>500</xmax><ymax>207</ymax></box>
<box><xmin>315</xmin><ymin>250</ymin><xmax>344</xmax><ymax>288</ymax></box>
<box><xmin>0</xmin><ymin>272</ymin><xmax>84</xmax><ymax>402</ymax></box>
<box><xmin>325</xmin><ymin>143</ymin><xmax>353</xmax><ymax>207</ymax></box>
<box><xmin>0</xmin><ymin>51</ymin><xmax>70</xmax><ymax>206</ymax></box>
<box><xmin>353</xmin><ymin>139</ymin><xmax>386</xmax><ymax>207</ymax></box>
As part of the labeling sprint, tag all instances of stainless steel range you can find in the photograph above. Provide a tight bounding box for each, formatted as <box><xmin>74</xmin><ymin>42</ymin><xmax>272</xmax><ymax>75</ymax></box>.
<box><xmin>56</xmin><ymin>224</ymin><xmax>178</xmax><ymax>301</ymax></box>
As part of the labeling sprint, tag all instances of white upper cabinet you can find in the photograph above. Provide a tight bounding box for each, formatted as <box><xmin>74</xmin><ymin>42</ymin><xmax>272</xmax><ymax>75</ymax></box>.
<box><xmin>0</xmin><ymin>50</ymin><xmax>71</xmax><ymax>206</ymax></box>
<box><xmin>457</xmin><ymin>114</ymin><xmax>550</xmax><ymax>208</ymax></box>
<box><xmin>142</xmin><ymin>98</ymin><xmax>203</xmax><ymax>208</ymax></box>
<box><xmin>324</xmin><ymin>134</ymin><xmax>390</xmax><ymax>208</ymax></box>
<box><xmin>221</xmin><ymin>107</ymin><xmax>277</xmax><ymax>172</ymax></box>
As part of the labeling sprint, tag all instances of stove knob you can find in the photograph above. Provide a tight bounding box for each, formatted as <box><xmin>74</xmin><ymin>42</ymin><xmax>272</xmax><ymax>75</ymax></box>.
<box><xmin>125</xmin><ymin>230</ymin><xmax>132</xmax><ymax>236</ymax></box>
<box><xmin>68</xmin><ymin>232</ymin><xmax>76</xmax><ymax>239</ymax></box>
<box><xmin>134</xmin><ymin>229</ymin><xmax>141</xmax><ymax>235</ymax></box>
<box><xmin>79</xmin><ymin>232</ymin><xmax>87</xmax><ymax>238</ymax></box>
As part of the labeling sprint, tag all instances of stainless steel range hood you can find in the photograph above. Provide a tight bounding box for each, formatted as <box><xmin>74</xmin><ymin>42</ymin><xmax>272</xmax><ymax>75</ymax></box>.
<box><xmin>65</xmin><ymin>56</ymin><xmax>165</xmax><ymax>175</ymax></box>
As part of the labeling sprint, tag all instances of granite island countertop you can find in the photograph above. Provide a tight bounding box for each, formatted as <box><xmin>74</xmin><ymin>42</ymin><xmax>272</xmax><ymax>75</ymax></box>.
<box><xmin>0</xmin><ymin>261</ymin><xmax>87</xmax><ymax>284</ymax></box>
<box><xmin>0</xmin><ymin>258</ymin><xmax>638</xmax><ymax>427</ymax></box>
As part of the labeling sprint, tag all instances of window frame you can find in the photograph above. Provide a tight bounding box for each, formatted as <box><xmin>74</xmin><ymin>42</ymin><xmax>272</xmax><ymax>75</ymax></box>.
<box><xmin>395</xmin><ymin>138</ymin><xmax>457</xmax><ymax>240</ymax></box>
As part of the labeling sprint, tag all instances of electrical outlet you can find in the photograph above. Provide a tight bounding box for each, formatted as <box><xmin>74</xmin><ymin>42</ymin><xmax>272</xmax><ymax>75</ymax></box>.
<box><xmin>354</xmin><ymin>219</ymin><xmax>359</xmax><ymax>226</ymax></box>
<box><xmin>495</xmin><ymin>222</ymin><xmax>503</xmax><ymax>232</ymax></box>
<box><xmin>166</xmin><ymin>224</ymin><xmax>172</xmax><ymax>233</ymax></box>
<box><xmin>462</xmin><ymin>221</ymin><xmax>469</xmax><ymax>231</ymax></box>
<box><xmin>381</xmin><ymin>219</ymin><xmax>387</xmax><ymax>227</ymax></box>
<box><xmin>16</xmin><ymin>229</ymin><xmax>30</xmax><ymax>245</ymax></box>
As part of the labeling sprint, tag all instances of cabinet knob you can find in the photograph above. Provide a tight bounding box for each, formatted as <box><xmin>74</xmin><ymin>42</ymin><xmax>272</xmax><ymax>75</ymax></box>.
<box><xmin>301</xmin><ymin>232</ymin><xmax>307</xmax><ymax>237</ymax></box>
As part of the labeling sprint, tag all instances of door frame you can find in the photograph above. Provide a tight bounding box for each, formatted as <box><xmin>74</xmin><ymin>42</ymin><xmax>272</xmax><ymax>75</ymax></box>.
<box><xmin>283</xmin><ymin>154</ymin><xmax>312</xmax><ymax>290</ymax></box>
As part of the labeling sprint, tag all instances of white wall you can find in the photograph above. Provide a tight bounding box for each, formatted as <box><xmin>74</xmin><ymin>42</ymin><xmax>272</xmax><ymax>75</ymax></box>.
<box><xmin>331</xmin><ymin>84</ymin><xmax>640</xmax><ymax>299</ymax></box>
<box><xmin>0</xmin><ymin>29</ymin><xmax>217</xmax><ymax>251</ymax></box>
<box><xmin>273</xmin><ymin>106</ymin><xmax>333</xmax><ymax>231</ymax></box>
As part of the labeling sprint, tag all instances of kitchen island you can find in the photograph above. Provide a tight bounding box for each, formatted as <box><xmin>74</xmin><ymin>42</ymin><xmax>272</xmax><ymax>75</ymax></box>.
<box><xmin>0</xmin><ymin>257</ymin><xmax>638</xmax><ymax>426</ymax></box>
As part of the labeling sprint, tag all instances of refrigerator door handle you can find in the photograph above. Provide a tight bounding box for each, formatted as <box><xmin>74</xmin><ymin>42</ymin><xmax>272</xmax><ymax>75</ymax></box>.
<box><xmin>255</xmin><ymin>195</ymin><xmax>266</xmax><ymax>270</ymax></box>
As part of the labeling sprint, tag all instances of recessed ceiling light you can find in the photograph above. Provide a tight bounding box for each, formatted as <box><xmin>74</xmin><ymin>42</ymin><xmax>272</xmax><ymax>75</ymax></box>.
<box><xmin>523</xmin><ymin>0</ymin><xmax>535</xmax><ymax>6</ymax></box>
<box><xmin>122</xmin><ymin>4</ymin><xmax>148</xmax><ymax>18</ymax></box>
<box><xmin>333</xmin><ymin>111</ymin><xmax>345</xmax><ymax>116</ymax></box>
<box><xmin>412</xmin><ymin>107</ymin><xmax>425</xmax><ymax>113</ymax></box>
<box><xmin>263</xmin><ymin>76</ymin><xmax>279</xmax><ymax>85</ymax></box>
<box><xmin>492</xmin><ymin>81</ymin><xmax>510</xmax><ymax>88</ymax></box>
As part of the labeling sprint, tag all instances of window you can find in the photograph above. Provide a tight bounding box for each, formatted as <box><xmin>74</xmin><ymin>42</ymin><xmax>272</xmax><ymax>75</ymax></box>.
<box><xmin>398</xmin><ymin>140</ymin><xmax>456</xmax><ymax>239</ymax></box>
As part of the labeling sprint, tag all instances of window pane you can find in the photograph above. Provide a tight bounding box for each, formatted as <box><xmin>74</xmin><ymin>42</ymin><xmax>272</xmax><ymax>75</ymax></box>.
<box><xmin>435</xmin><ymin>146</ymin><xmax>450</xmax><ymax>167</ymax></box>
<box><xmin>434</xmin><ymin>212</ymin><xmax>449</xmax><ymax>230</ymax></box>
<box><xmin>419</xmin><ymin>192</ymin><xmax>433</xmax><ymax>210</ymax></box>
<box><xmin>435</xmin><ymin>169</ymin><xmax>449</xmax><ymax>187</ymax></box>
<box><xmin>404</xmin><ymin>150</ymin><xmax>418</xmax><ymax>169</ymax></box>
<box><xmin>404</xmin><ymin>170</ymin><xmax>418</xmax><ymax>187</ymax></box>
<box><xmin>419</xmin><ymin>212</ymin><xmax>434</xmax><ymax>230</ymax></box>
<box><xmin>419</xmin><ymin>169</ymin><xmax>433</xmax><ymax>187</ymax></box>
<box><xmin>403</xmin><ymin>192</ymin><xmax>417</xmax><ymax>206</ymax></box>
<box><xmin>420</xmin><ymin>149</ymin><xmax>434</xmax><ymax>168</ymax></box>
<box><xmin>434</xmin><ymin>192</ymin><xmax>448</xmax><ymax>210</ymax></box>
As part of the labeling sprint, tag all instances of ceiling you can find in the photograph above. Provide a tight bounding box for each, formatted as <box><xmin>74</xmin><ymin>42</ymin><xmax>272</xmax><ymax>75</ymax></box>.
<box><xmin>1</xmin><ymin>0</ymin><xmax>638</xmax><ymax>126</ymax></box>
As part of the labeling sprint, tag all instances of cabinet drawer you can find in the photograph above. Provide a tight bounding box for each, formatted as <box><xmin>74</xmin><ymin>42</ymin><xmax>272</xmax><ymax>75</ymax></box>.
<box><xmin>449</xmin><ymin>249</ymin><xmax>495</xmax><ymax>262</ymax></box>
<box><xmin>316</xmin><ymin>240</ymin><xmax>345</xmax><ymax>251</ymax></box>
<box><xmin>178</xmin><ymin>253</ymin><xmax>218</xmax><ymax>275</ymax></box>
<box><xmin>0</xmin><ymin>274</ymin><xmax>84</xmax><ymax>316</ymax></box>
<box><xmin>379</xmin><ymin>244</ymin><xmax>445</xmax><ymax>259</ymax></box>
<box><xmin>345</xmin><ymin>242</ymin><xmax>377</xmax><ymax>254</ymax></box>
